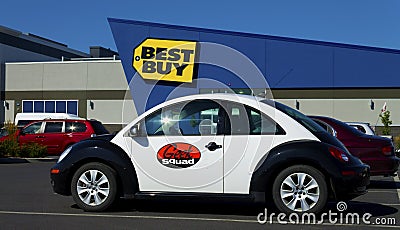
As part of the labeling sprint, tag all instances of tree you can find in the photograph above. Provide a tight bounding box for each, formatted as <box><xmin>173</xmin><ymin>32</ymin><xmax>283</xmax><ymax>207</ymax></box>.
<box><xmin>379</xmin><ymin>110</ymin><xmax>392</xmax><ymax>135</ymax></box>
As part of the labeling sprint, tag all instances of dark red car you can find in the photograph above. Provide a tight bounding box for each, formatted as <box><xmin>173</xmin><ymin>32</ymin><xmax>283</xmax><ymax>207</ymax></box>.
<box><xmin>310</xmin><ymin>116</ymin><xmax>399</xmax><ymax>176</ymax></box>
<box><xmin>1</xmin><ymin>119</ymin><xmax>109</xmax><ymax>155</ymax></box>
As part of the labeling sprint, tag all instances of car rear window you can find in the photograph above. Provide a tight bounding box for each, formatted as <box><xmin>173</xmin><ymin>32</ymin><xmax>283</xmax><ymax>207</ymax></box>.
<box><xmin>88</xmin><ymin>120</ymin><xmax>109</xmax><ymax>135</ymax></box>
<box><xmin>261</xmin><ymin>99</ymin><xmax>326</xmax><ymax>133</ymax></box>
<box><xmin>66</xmin><ymin>122</ymin><xmax>87</xmax><ymax>133</ymax></box>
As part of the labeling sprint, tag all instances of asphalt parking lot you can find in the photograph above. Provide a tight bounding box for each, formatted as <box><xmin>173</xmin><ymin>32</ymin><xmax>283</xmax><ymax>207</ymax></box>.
<box><xmin>0</xmin><ymin>160</ymin><xmax>399</xmax><ymax>229</ymax></box>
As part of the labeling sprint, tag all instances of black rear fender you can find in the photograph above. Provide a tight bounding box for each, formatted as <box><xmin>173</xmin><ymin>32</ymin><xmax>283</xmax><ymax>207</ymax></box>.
<box><xmin>250</xmin><ymin>141</ymin><xmax>340</xmax><ymax>196</ymax></box>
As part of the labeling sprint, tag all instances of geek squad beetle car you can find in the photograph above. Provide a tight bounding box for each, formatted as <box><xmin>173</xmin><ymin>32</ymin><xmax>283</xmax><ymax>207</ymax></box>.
<box><xmin>50</xmin><ymin>94</ymin><xmax>370</xmax><ymax>214</ymax></box>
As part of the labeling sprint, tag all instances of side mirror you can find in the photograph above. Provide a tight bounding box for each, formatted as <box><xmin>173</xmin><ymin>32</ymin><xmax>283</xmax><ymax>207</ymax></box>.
<box><xmin>128</xmin><ymin>124</ymin><xmax>140</xmax><ymax>137</ymax></box>
<box><xmin>19</xmin><ymin>129</ymin><xmax>26</xmax><ymax>136</ymax></box>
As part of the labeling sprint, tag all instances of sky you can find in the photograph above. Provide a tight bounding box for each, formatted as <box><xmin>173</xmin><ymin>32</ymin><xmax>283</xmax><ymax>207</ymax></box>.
<box><xmin>1</xmin><ymin>0</ymin><xmax>400</xmax><ymax>53</ymax></box>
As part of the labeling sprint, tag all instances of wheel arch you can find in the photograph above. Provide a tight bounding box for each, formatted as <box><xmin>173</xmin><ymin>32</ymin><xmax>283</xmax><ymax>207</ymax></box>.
<box><xmin>250</xmin><ymin>141</ymin><xmax>339</xmax><ymax>201</ymax></box>
<box><xmin>61</xmin><ymin>139</ymin><xmax>139</xmax><ymax>198</ymax></box>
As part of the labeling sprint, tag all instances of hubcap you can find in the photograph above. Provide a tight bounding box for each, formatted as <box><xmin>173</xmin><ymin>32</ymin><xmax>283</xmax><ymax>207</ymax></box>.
<box><xmin>77</xmin><ymin>170</ymin><xmax>110</xmax><ymax>206</ymax></box>
<box><xmin>280</xmin><ymin>172</ymin><xmax>320</xmax><ymax>212</ymax></box>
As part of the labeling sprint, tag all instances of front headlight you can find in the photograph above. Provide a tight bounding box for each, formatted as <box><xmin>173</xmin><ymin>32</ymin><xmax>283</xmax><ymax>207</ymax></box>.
<box><xmin>58</xmin><ymin>146</ymin><xmax>72</xmax><ymax>163</ymax></box>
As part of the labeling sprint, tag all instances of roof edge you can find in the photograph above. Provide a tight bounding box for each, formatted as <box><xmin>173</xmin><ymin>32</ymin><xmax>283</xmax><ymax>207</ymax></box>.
<box><xmin>108</xmin><ymin>18</ymin><xmax>400</xmax><ymax>54</ymax></box>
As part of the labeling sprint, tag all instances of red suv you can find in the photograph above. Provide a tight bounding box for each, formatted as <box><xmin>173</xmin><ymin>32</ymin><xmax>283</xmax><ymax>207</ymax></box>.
<box><xmin>17</xmin><ymin>119</ymin><xmax>109</xmax><ymax>155</ymax></box>
<box><xmin>310</xmin><ymin>116</ymin><xmax>399</xmax><ymax>176</ymax></box>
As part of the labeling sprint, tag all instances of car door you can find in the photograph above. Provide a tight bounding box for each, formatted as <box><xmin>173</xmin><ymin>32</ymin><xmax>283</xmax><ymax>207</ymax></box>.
<box><xmin>126</xmin><ymin>99</ymin><xmax>225</xmax><ymax>193</ymax></box>
<box><xmin>41</xmin><ymin>121</ymin><xmax>64</xmax><ymax>154</ymax></box>
<box><xmin>221</xmin><ymin>101</ymin><xmax>288</xmax><ymax>194</ymax></box>
<box><xmin>19</xmin><ymin>121</ymin><xmax>44</xmax><ymax>146</ymax></box>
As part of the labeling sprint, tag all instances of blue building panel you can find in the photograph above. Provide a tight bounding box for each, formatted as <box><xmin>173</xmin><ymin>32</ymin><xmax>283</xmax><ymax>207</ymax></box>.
<box><xmin>266</xmin><ymin>40</ymin><xmax>334</xmax><ymax>88</ymax></box>
<box><xmin>149</xmin><ymin>27</ymin><xmax>200</xmax><ymax>41</ymax></box>
<box><xmin>334</xmin><ymin>48</ymin><xmax>400</xmax><ymax>88</ymax></box>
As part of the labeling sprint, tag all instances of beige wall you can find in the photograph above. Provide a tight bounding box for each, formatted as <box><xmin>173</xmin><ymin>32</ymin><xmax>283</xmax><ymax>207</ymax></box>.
<box><xmin>86</xmin><ymin>99</ymin><xmax>137</xmax><ymax>125</ymax></box>
<box><xmin>6</xmin><ymin>60</ymin><xmax>127</xmax><ymax>91</ymax></box>
<box><xmin>5</xmin><ymin>60</ymin><xmax>135</xmax><ymax>129</ymax></box>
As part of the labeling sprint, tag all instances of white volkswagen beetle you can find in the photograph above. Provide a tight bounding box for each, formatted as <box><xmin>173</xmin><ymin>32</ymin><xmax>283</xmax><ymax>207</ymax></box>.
<box><xmin>51</xmin><ymin>94</ymin><xmax>369</xmax><ymax>214</ymax></box>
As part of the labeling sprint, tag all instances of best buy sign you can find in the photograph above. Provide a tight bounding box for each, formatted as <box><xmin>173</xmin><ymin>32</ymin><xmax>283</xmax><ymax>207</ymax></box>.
<box><xmin>132</xmin><ymin>38</ymin><xmax>198</xmax><ymax>83</ymax></box>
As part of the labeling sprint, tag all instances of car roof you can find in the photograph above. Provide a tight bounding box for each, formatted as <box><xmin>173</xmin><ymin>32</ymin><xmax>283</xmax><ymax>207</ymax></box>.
<box><xmin>28</xmin><ymin>119</ymin><xmax>89</xmax><ymax>122</ymax></box>
<box><xmin>140</xmin><ymin>93</ymin><xmax>274</xmax><ymax>120</ymax></box>
<box><xmin>346</xmin><ymin>122</ymin><xmax>371</xmax><ymax>125</ymax></box>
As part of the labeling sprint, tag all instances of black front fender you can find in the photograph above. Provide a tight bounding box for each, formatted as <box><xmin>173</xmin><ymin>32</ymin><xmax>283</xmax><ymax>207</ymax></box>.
<box><xmin>52</xmin><ymin>139</ymin><xmax>138</xmax><ymax>198</ymax></box>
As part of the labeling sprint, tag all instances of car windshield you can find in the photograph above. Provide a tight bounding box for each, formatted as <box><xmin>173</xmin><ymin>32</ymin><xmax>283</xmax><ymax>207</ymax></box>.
<box><xmin>89</xmin><ymin>120</ymin><xmax>109</xmax><ymax>135</ymax></box>
<box><xmin>261</xmin><ymin>100</ymin><xmax>326</xmax><ymax>133</ymax></box>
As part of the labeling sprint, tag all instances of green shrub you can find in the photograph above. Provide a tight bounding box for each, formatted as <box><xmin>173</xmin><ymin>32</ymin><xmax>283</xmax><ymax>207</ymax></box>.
<box><xmin>394</xmin><ymin>136</ymin><xmax>400</xmax><ymax>151</ymax></box>
<box><xmin>0</xmin><ymin>121</ymin><xmax>47</xmax><ymax>158</ymax></box>
<box><xmin>0</xmin><ymin>138</ymin><xmax>20</xmax><ymax>157</ymax></box>
<box><xmin>0</xmin><ymin>121</ymin><xmax>19</xmax><ymax>157</ymax></box>
<box><xmin>20</xmin><ymin>143</ymin><xmax>47</xmax><ymax>158</ymax></box>
<box><xmin>379</xmin><ymin>110</ymin><xmax>392</xmax><ymax>135</ymax></box>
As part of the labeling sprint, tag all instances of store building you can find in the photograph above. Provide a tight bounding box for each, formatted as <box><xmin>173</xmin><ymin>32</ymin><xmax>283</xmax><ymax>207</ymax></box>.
<box><xmin>109</xmin><ymin>18</ymin><xmax>400</xmax><ymax>135</ymax></box>
<box><xmin>3</xmin><ymin>20</ymin><xmax>400</xmax><ymax>135</ymax></box>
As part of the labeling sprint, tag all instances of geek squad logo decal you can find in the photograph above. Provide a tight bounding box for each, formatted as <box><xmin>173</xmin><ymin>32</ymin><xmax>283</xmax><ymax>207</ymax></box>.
<box><xmin>157</xmin><ymin>143</ymin><xmax>201</xmax><ymax>169</ymax></box>
<box><xmin>132</xmin><ymin>38</ymin><xmax>198</xmax><ymax>83</ymax></box>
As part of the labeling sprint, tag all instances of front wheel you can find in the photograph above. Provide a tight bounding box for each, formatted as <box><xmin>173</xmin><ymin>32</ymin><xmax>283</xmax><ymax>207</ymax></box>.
<box><xmin>272</xmin><ymin>165</ymin><xmax>328</xmax><ymax>214</ymax></box>
<box><xmin>71</xmin><ymin>162</ymin><xmax>118</xmax><ymax>212</ymax></box>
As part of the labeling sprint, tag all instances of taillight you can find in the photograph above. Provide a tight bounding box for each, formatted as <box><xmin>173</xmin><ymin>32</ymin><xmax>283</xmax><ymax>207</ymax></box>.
<box><xmin>382</xmin><ymin>145</ymin><xmax>393</xmax><ymax>156</ymax></box>
<box><xmin>329</xmin><ymin>146</ymin><xmax>349</xmax><ymax>162</ymax></box>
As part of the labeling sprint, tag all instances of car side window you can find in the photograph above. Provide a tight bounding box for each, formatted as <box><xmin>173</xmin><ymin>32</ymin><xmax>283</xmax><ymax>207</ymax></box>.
<box><xmin>66</xmin><ymin>122</ymin><xmax>87</xmax><ymax>133</ymax></box>
<box><xmin>224</xmin><ymin>102</ymin><xmax>285</xmax><ymax>135</ymax></box>
<box><xmin>140</xmin><ymin>100</ymin><xmax>222</xmax><ymax>136</ymax></box>
<box><xmin>248</xmin><ymin>108</ymin><xmax>285</xmax><ymax>135</ymax></box>
<box><xmin>353</xmin><ymin>125</ymin><xmax>366</xmax><ymax>133</ymax></box>
<box><xmin>44</xmin><ymin>122</ymin><xmax>63</xmax><ymax>133</ymax></box>
<box><xmin>23</xmin><ymin>122</ymin><xmax>43</xmax><ymax>134</ymax></box>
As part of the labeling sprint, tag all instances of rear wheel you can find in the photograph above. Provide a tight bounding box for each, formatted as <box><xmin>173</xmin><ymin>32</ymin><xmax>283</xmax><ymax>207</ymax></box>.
<box><xmin>272</xmin><ymin>165</ymin><xmax>327</xmax><ymax>214</ymax></box>
<box><xmin>71</xmin><ymin>162</ymin><xmax>117</xmax><ymax>212</ymax></box>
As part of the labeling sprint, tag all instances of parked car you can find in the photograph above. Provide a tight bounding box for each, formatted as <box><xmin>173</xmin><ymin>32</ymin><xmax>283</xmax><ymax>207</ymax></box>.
<box><xmin>15</xmin><ymin>113</ymin><xmax>83</xmax><ymax>129</ymax></box>
<box><xmin>51</xmin><ymin>94</ymin><xmax>369</xmax><ymax>214</ymax></box>
<box><xmin>312</xmin><ymin>118</ymin><xmax>337</xmax><ymax>137</ymax></box>
<box><xmin>346</xmin><ymin>122</ymin><xmax>375</xmax><ymax>136</ymax></box>
<box><xmin>0</xmin><ymin>128</ymin><xmax>8</xmax><ymax>138</ymax></box>
<box><xmin>310</xmin><ymin>116</ymin><xmax>399</xmax><ymax>176</ymax></box>
<box><xmin>16</xmin><ymin>119</ymin><xmax>109</xmax><ymax>155</ymax></box>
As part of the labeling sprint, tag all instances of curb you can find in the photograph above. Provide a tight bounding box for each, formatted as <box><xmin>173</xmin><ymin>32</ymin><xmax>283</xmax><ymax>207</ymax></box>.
<box><xmin>26</xmin><ymin>157</ymin><xmax>58</xmax><ymax>163</ymax></box>
<box><xmin>0</xmin><ymin>157</ymin><xmax>58</xmax><ymax>164</ymax></box>
<box><xmin>0</xmin><ymin>158</ymin><xmax>29</xmax><ymax>164</ymax></box>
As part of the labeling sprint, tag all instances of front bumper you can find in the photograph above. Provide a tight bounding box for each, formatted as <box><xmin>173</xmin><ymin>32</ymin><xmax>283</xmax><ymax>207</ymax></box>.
<box><xmin>331</xmin><ymin>164</ymin><xmax>370</xmax><ymax>200</ymax></box>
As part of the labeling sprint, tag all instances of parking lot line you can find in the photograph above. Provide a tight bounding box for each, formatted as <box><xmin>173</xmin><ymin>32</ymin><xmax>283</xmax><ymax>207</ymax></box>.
<box><xmin>0</xmin><ymin>210</ymin><xmax>256</xmax><ymax>224</ymax></box>
<box><xmin>368</xmin><ymin>190</ymin><xmax>400</xmax><ymax>194</ymax></box>
<box><xmin>0</xmin><ymin>210</ymin><xmax>398</xmax><ymax>228</ymax></box>
<box><xmin>394</xmin><ymin>175</ymin><xmax>400</xmax><ymax>202</ymax></box>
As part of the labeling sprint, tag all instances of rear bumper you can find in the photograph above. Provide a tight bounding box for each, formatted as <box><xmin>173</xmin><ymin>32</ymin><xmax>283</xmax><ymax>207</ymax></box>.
<box><xmin>331</xmin><ymin>164</ymin><xmax>370</xmax><ymax>200</ymax></box>
<box><xmin>50</xmin><ymin>166</ymin><xmax>71</xmax><ymax>196</ymax></box>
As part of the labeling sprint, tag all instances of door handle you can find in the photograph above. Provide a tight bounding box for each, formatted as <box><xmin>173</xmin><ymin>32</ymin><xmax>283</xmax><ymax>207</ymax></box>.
<box><xmin>36</xmin><ymin>136</ymin><xmax>45</xmax><ymax>138</ymax></box>
<box><xmin>205</xmin><ymin>142</ymin><xmax>222</xmax><ymax>151</ymax></box>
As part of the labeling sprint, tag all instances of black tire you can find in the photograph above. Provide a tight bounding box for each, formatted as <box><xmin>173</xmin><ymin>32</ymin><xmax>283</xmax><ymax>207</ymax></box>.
<box><xmin>272</xmin><ymin>165</ymin><xmax>328</xmax><ymax>214</ymax></box>
<box><xmin>71</xmin><ymin>162</ymin><xmax>118</xmax><ymax>212</ymax></box>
